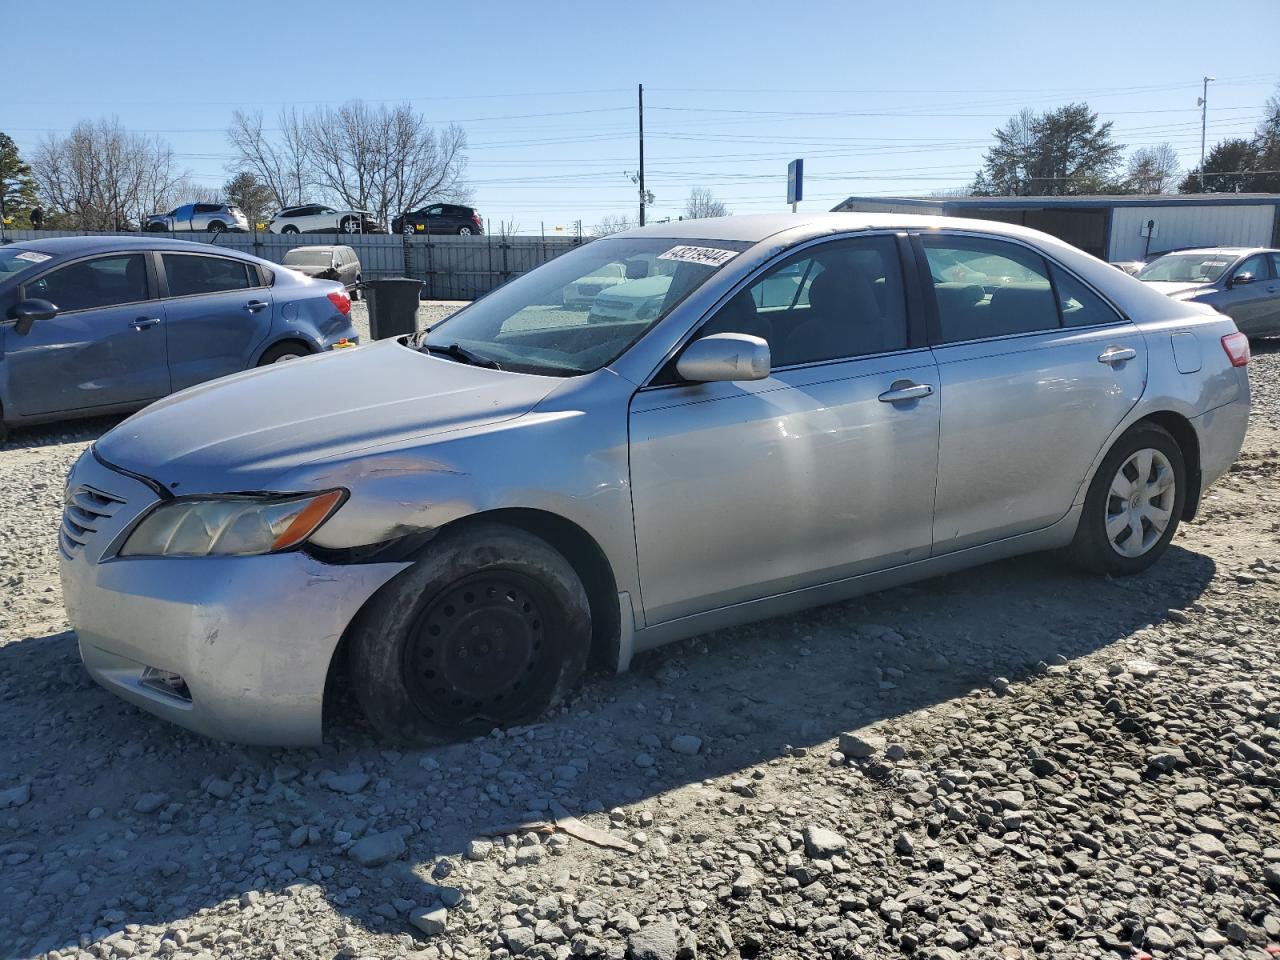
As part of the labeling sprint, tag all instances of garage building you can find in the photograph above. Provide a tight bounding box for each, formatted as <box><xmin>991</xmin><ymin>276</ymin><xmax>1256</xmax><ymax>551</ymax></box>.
<box><xmin>830</xmin><ymin>194</ymin><xmax>1280</xmax><ymax>262</ymax></box>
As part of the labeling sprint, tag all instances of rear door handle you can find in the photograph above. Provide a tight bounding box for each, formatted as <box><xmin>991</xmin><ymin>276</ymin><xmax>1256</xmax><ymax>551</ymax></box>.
<box><xmin>878</xmin><ymin>382</ymin><xmax>934</xmax><ymax>403</ymax></box>
<box><xmin>130</xmin><ymin>317</ymin><xmax>161</xmax><ymax>331</ymax></box>
<box><xmin>244</xmin><ymin>300</ymin><xmax>268</xmax><ymax>313</ymax></box>
<box><xmin>1098</xmin><ymin>346</ymin><xmax>1137</xmax><ymax>365</ymax></box>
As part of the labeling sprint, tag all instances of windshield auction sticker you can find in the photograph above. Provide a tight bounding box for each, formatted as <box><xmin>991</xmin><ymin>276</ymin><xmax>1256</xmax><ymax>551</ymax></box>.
<box><xmin>14</xmin><ymin>251</ymin><xmax>51</xmax><ymax>263</ymax></box>
<box><xmin>657</xmin><ymin>245</ymin><xmax>738</xmax><ymax>267</ymax></box>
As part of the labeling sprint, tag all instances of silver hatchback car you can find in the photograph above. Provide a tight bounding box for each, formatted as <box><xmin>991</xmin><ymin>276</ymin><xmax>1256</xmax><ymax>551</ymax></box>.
<box><xmin>59</xmin><ymin>214</ymin><xmax>1251</xmax><ymax>746</ymax></box>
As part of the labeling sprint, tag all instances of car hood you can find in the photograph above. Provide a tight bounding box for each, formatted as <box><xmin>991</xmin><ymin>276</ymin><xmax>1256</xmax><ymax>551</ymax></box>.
<box><xmin>1140</xmin><ymin>280</ymin><xmax>1214</xmax><ymax>298</ymax></box>
<box><xmin>94</xmin><ymin>339</ymin><xmax>560</xmax><ymax>494</ymax></box>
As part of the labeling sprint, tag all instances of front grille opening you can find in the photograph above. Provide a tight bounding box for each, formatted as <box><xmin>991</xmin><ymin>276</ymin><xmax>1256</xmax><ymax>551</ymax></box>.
<box><xmin>139</xmin><ymin>667</ymin><xmax>192</xmax><ymax>702</ymax></box>
<box><xmin>60</xmin><ymin>485</ymin><xmax>128</xmax><ymax>558</ymax></box>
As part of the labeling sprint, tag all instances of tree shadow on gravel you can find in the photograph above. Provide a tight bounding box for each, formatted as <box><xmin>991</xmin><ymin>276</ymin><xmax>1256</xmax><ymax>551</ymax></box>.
<box><xmin>0</xmin><ymin>543</ymin><xmax>1216</xmax><ymax>956</ymax></box>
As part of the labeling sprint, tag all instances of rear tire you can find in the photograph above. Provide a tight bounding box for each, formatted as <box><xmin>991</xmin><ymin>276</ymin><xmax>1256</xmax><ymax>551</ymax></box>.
<box><xmin>351</xmin><ymin>274</ymin><xmax>362</xmax><ymax>301</ymax></box>
<box><xmin>457</xmin><ymin>225</ymin><xmax>473</xmax><ymax>236</ymax></box>
<box><xmin>1069</xmin><ymin>423</ymin><xmax>1186</xmax><ymax>576</ymax></box>
<box><xmin>207</xmin><ymin>221</ymin><xmax>227</xmax><ymax>234</ymax></box>
<box><xmin>349</xmin><ymin>523</ymin><xmax>591</xmax><ymax>744</ymax></box>
<box><xmin>257</xmin><ymin>341</ymin><xmax>309</xmax><ymax>365</ymax></box>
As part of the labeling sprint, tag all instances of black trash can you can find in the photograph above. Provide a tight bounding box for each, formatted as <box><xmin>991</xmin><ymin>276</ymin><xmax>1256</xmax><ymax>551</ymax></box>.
<box><xmin>364</xmin><ymin>278</ymin><xmax>423</xmax><ymax>340</ymax></box>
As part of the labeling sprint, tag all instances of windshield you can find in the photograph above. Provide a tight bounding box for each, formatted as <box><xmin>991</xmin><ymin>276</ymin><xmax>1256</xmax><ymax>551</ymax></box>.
<box><xmin>422</xmin><ymin>237</ymin><xmax>749</xmax><ymax>376</ymax></box>
<box><xmin>1137</xmin><ymin>252</ymin><xmax>1234</xmax><ymax>283</ymax></box>
<box><xmin>0</xmin><ymin>247</ymin><xmax>53</xmax><ymax>283</ymax></box>
<box><xmin>284</xmin><ymin>250</ymin><xmax>334</xmax><ymax>267</ymax></box>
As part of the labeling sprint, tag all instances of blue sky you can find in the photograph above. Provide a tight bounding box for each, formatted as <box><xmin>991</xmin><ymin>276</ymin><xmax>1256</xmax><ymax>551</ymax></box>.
<box><xmin>11</xmin><ymin>0</ymin><xmax>1279</xmax><ymax>233</ymax></box>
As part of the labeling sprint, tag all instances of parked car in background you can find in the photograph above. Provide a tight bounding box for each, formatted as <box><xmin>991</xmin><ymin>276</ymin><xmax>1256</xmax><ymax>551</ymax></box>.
<box><xmin>282</xmin><ymin>245</ymin><xmax>362</xmax><ymax>297</ymax></box>
<box><xmin>57</xmin><ymin>213</ymin><xmax>1250</xmax><ymax>746</ymax></box>
<box><xmin>392</xmin><ymin>204</ymin><xmax>484</xmax><ymax>236</ymax></box>
<box><xmin>1109</xmin><ymin>260</ymin><xmax>1145</xmax><ymax>276</ymax></box>
<box><xmin>145</xmin><ymin>203</ymin><xmax>249</xmax><ymax>234</ymax></box>
<box><xmin>1137</xmin><ymin>247</ymin><xmax>1280</xmax><ymax>338</ymax></box>
<box><xmin>0</xmin><ymin>236</ymin><xmax>359</xmax><ymax>441</ymax></box>
<box><xmin>268</xmin><ymin>205</ymin><xmax>384</xmax><ymax>235</ymax></box>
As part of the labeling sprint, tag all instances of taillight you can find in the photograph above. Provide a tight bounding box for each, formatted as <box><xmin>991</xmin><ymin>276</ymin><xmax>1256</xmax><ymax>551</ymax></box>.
<box><xmin>327</xmin><ymin>290</ymin><xmax>351</xmax><ymax>316</ymax></box>
<box><xmin>472</xmin><ymin>212</ymin><xmax>482</xmax><ymax>226</ymax></box>
<box><xmin>1221</xmin><ymin>332</ymin><xmax>1250</xmax><ymax>367</ymax></box>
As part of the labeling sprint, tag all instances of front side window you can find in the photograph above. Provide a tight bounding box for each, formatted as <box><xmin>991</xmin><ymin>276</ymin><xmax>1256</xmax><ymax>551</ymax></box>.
<box><xmin>163</xmin><ymin>255</ymin><xmax>251</xmax><ymax>297</ymax></box>
<box><xmin>922</xmin><ymin>235</ymin><xmax>1058</xmax><ymax>342</ymax></box>
<box><xmin>427</xmin><ymin>206</ymin><xmax>444</xmax><ymax>216</ymax></box>
<box><xmin>699</xmin><ymin>235</ymin><xmax>908</xmax><ymax>367</ymax></box>
<box><xmin>27</xmin><ymin>254</ymin><xmax>149</xmax><ymax>312</ymax></box>
<box><xmin>1234</xmin><ymin>254</ymin><xmax>1272</xmax><ymax>282</ymax></box>
<box><xmin>423</xmin><ymin>237</ymin><xmax>748</xmax><ymax>376</ymax></box>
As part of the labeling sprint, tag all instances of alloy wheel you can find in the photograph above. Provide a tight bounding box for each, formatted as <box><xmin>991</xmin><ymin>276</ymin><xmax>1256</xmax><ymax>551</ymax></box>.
<box><xmin>1105</xmin><ymin>447</ymin><xmax>1176</xmax><ymax>558</ymax></box>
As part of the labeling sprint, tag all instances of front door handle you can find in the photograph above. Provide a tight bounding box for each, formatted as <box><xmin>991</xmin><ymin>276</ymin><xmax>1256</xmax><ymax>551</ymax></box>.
<box><xmin>130</xmin><ymin>317</ymin><xmax>161</xmax><ymax>331</ymax></box>
<box><xmin>1098</xmin><ymin>346</ymin><xmax>1137</xmax><ymax>365</ymax></box>
<box><xmin>244</xmin><ymin>300</ymin><xmax>268</xmax><ymax>313</ymax></box>
<box><xmin>878</xmin><ymin>381</ymin><xmax>934</xmax><ymax>403</ymax></box>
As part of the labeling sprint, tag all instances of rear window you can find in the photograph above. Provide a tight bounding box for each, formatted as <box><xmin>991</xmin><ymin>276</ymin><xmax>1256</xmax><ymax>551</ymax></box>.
<box><xmin>283</xmin><ymin>249</ymin><xmax>334</xmax><ymax>267</ymax></box>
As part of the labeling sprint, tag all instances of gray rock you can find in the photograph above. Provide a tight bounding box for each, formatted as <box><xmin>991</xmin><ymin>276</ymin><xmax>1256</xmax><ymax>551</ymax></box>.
<box><xmin>409</xmin><ymin>906</ymin><xmax>448</xmax><ymax>937</ymax></box>
<box><xmin>669</xmin><ymin>735</ymin><xmax>702</xmax><ymax>756</ymax></box>
<box><xmin>465</xmin><ymin>839</ymin><xmax>493</xmax><ymax>861</ymax></box>
<box><xmin>1145</xmin><ymin>926</ymin><xmax>1176</xmax><ymax>952</ymax></box>
<box><xmin>288</xmin><ymin>825</ymin><xmax>309</xmax><ymax>848</ymax></box>
<box><xmin>323</xmin><ymin>771</ymin><xmax>371</xmax><ymax>795</ymax></box>
<box><xmin>1189</xmin><ymin>833</ymin><xmax>1229</xmax><ymax>858</ymax></box>
<box><xmin>205</xmin><ymin>778</ymin><xmax>234</xmax><ymax>799</ymax></box>
<box><xmin>348</xmin><ymin>830</ymin><xmax>406</xmax><ymax>867</ymax></box>
<box><xmin>1174</xmin><ymin>791</ymin><xmax>1213</xmax><ymax>814</ymax></box>
<box><xmin>133</xmin><ymin>792</ymin><xmax>169</xmax><ymax>814</ymax></box>
<box><xmin>634</xmin><ymin>752</ymin><xmax>655</xmax><ymax>768</ymax></box>
<box><xmin>803</xmin><ymin>825</ymin><xmax>847</xmax><ymax>859</ymax></box>
<box><xmin>0</xmin><ymin>784</ymin><xmax>31</xmax><ymax>808</ymax></box>
<box><xmin>895</xmin><ymin>832</ymin><xmax>916</xmax><ymax>855</ymax></box>
<box><xmin>505</xmin><ymin>925</ymin><xmax>537</xmax><ymax>955</ymax></box>
<box><xmin>837</xmin><ymin>732</ymin><xmax>886</xmax><ymax>759</ymax></box>
<box><xmin>628</xmin><ymin>919</ymin><xmax>679</xmax><ymax>960</ymax></box>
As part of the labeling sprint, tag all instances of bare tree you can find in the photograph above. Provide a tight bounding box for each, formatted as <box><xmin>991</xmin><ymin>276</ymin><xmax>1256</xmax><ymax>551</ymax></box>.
<box><xmin>229</xmin><ymin>101</ymin><xmax>469</xmax><ymax>225</ymax></box>
<box><xmin>226</xmin><ymin>108</ymin><xmax>309</xmax><ymax>209</ymax></box>
<box><xmin>32</xmin><ymin>118</ymin><xmax>189</xmax><ymax>230</ymax></box>
<box><xmin>592</xmin><ymin>214</ymin><xmax>634</xmax><ymax>236</ymax></box>
<box><xmin>684</xmin><ymin>187</ymin><xmax>728</xmax><ymax>219</ymax></box>
<box><xmin>1125</xmin><ymin>143</ymin><xmax>1180</xmax><ymax>194</ymax></box>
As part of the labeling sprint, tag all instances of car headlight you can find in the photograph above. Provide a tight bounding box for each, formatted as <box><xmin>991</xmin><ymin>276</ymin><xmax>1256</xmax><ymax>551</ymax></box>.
<box><xmin>119</xmin><ymin>490</ymin><xmax>346</xmax><ymax>558</ymax></box>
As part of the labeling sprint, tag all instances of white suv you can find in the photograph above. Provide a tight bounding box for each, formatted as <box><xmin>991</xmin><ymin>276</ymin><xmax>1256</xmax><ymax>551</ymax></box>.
<box><xmin>268</xmin><ymin>205</ymin><xmax>384</xmax><ymax>235</ymax></box>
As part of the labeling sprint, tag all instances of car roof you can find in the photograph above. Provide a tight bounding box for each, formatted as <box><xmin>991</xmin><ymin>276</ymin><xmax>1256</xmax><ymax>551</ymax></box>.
<box><xmin>6</xmin><ymin>235</ymin><xmax>263</xmax><ymax>261</ymax></box>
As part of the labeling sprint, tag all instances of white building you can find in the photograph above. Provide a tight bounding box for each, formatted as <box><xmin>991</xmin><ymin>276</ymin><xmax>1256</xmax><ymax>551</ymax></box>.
<box><xmin>830</xmin><ymin>194</ymin><xmax>1280</xmax><ymax>262</ymax></box>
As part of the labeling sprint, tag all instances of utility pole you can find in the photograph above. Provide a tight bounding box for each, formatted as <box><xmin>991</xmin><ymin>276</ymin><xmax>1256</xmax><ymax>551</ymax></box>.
<box><xmin>638</xmin><ymin>83</ymin><xmax>646</xmax><ymax>227</ymax></box>
<box><xmin>1198</xmin><ymin>75</ymin><xmax>1215</xmax><ymax>190</ymax></box>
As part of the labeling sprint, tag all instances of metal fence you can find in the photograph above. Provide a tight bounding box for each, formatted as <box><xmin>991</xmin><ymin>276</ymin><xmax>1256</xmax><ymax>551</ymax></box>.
<box><xmin>1</xmin><ymin>229</ymin><xmax>589</xmax><ymax>299</ymax></box>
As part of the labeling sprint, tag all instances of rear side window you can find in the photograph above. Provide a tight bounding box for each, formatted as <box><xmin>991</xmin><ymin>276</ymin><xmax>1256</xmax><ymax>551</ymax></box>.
<box><xmin>163</xmin><ymin>255</ymin><xmax>252</xmax><ymax>297</ymax></box>
<box><xmin>194</xmin><ymin>203</ymin><xmax>220</xmax><ymax>214</ymax></box>
<box><xmin>27</xmin><ymin>254</ymin><xmax>149</xmax><ymax>312</ymax></box>
<box><xmin>922</xmin><ymin>236</ymin><xmax>1058</xmax><ymax>343</ymax></box>
<box><xmin>1050</xmin><ymin>264</ymin><xmax>1122</xmax><ymax>328</ymax></box>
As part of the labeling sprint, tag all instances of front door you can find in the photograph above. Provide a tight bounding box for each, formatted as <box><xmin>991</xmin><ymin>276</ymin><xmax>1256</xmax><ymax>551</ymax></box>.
<box><xmin>629</xmin><ymin>234</ymin><xmax>940</xmax><ymax>625</ymax></box>
<box><xmin>1221</xmin><ymin>253</ymin><xmax>1277</xmax><ymax>336</ymax></box>
<box><xmin>919</xmin><ymin>232</ymin><xmax>1147</xmax><ymax>553</ymax></box>
<box><xmin>8</xmin><ymin>252</ymin><xmax>169</xmax><ymax>417</ymax></box>
<box><xmin>159</xmin><ymin>252</ymin><xmax>274</xmax><ymax>389</ymax></box>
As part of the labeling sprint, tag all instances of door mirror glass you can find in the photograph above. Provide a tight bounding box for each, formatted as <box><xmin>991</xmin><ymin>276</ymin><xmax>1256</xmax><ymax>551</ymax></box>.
<box><xmin>676</xmin><ymin>333</ymin><xmax>770</xmax><ymax>383</ymax></box>
<box><xmin>1230</xmin><ymin>272</ymin><xmax>1255</xmax><ymax>287</ymax></box>
<box><xmin>10</xmin><ymin>298</ymin><xmax>58</xmax><ymax>335</ymax></box>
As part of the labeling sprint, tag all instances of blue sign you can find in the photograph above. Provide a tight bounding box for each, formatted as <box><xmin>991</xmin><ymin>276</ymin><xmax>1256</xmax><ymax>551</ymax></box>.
<box><xmin>787</xmin><ymin>158</ymin><xmax>804</xmax><ymax>205</ymax></box>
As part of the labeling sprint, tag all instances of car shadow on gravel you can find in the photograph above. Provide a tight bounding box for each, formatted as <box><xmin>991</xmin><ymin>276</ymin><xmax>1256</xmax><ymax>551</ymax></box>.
<box><xmin>0</xmin><ymin>543</ymin><xmax>1216</xmax><ymax>955</ymax></box>
<box><xmin>1</xmin><ymin>414</ymin><xmax>126</xmax><ymax>451</ymax></box>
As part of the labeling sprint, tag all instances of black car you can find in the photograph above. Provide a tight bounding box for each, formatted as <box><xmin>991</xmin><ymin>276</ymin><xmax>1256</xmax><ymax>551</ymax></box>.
<box><xmin>392</xmin><ymin>204</ymin><xmax>484</xmax><ymax>236</ymax></box>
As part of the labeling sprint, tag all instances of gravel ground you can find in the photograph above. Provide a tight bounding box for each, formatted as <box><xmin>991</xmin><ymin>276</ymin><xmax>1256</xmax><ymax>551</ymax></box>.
<box><xmin>0</xmin><ymin>342</ymin><xmax>1278</xmax><ymax>960</ymax></box>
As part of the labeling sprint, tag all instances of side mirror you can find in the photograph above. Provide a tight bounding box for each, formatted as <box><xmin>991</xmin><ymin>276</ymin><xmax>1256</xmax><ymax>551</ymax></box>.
<box><xmin>676</xmin><ymin>333</ymin><xmax>770</xmax><ymax>383</ymax></box>
<box><xmin>1229</xmin><ymin>272</ymin><xmax>1255</xmax><ymax>287</ymax></box>
<box><xmin>10</xmin><ymin>298</ymin><xmax>58</xmax><ymax>335</ymax></box>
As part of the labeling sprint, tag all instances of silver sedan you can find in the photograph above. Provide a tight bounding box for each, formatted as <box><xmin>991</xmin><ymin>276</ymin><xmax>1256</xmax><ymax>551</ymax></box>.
<box><xmin>59</xmin><ymin>213</ymin><xmax>1251</xmax><ymax>746</ymax></box>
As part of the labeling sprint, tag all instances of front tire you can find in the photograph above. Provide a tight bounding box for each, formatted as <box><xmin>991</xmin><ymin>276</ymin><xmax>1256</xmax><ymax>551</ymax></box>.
<box><xmin>1069</xmin><ymin>423</ymin><xmax>1186</xmax><ymax>576</ymax></box>
<box><xmin>281</xmin><ymin>225</ymin><xmax>299</xmax><ymax>235</ymax></box>
<box><xmin>349</xmin><ymin>523</ymin><xmax>591</xmax><ymax>744</ymax></box>
<box><xmin>341</xmin><ymin>216</ymin><xmax>360</xmax><ymax>234</ymax></box>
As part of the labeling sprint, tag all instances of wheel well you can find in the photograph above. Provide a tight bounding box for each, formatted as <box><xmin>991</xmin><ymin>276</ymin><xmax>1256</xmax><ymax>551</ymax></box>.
<box><xmin>321</xmin><ymin>508</ymin><xmax>623</xmax><ymax>734</ymax></box>
<box><xmin>257</xmin><ymin>338</ymin><xmax>315</xmax><ymax>364</ymax></box>
<box><xmin>1135</xmin><ymin>411</ymin><xmax>1201</xmax><ymax>520</ymax></box>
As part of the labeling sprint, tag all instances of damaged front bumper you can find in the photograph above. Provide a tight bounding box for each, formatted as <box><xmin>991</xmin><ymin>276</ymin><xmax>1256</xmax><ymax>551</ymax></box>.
<box><xmin>58</xmin><ymin>449</ymin><xmax>408</xmax><ymax>745</ymax></box>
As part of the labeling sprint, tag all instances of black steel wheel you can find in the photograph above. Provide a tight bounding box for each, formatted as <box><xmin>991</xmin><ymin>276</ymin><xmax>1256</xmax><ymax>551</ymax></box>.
<box><xmin>349</xmin><ymin>523</ymin><xmax>591</xmax><ymax>743</ymax></box>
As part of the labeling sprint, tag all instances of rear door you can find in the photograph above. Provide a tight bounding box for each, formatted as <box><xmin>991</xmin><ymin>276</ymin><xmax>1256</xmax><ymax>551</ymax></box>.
<box><xmin>7</xmin><ymin>252</ymin><xmax>169</xmax><ymax>416</ymax></box>
<box><xmin>159</xmin><ymin>252</ymin><xmax>274</xmax><ymax>389</ymax></box>
<box><xmin>919</xmin><ymin>232</ymin><xmax>1147</xmax><ymax>553</ymax></box>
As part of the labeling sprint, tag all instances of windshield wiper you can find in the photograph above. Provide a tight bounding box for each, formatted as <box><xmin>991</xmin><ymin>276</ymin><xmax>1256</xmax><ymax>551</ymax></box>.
<box><xmin>422</xmin><ymin>342</ymin><xmax>503</xmax><ymax>370</ymax></box>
